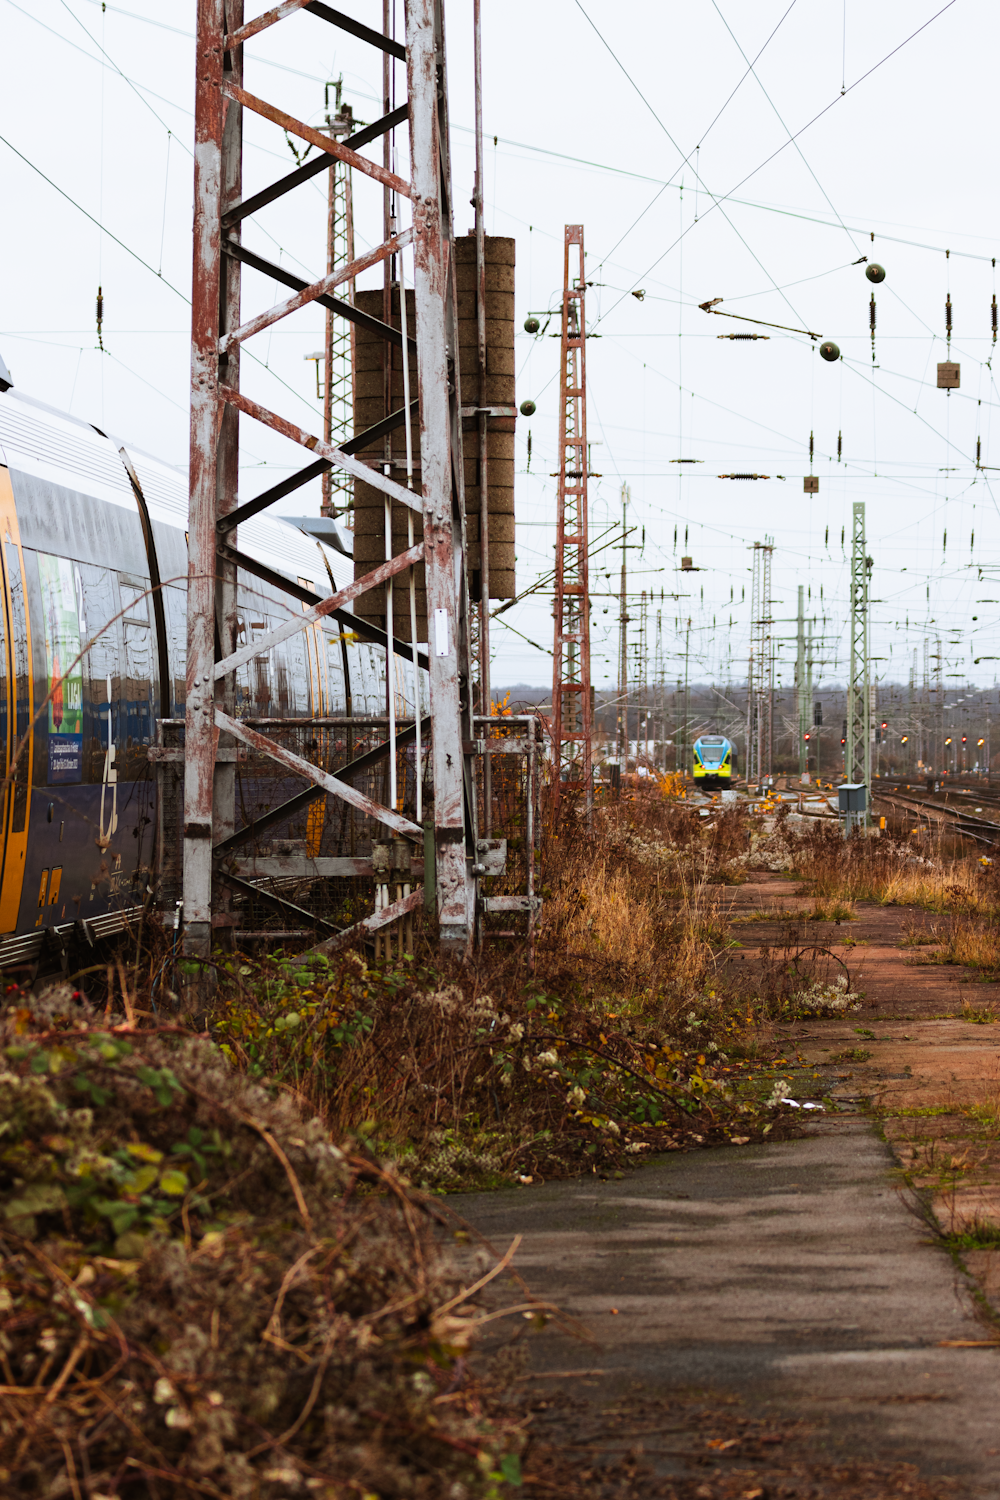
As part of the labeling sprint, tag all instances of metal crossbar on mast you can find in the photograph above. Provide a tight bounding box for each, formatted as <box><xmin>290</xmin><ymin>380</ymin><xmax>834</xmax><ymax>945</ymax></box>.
<box><xmin>846</xmin><ymin>500</ymin><xmax>871</xmax><ymax>792</ymax></box>
<box><xmin>184</xmin><ymin>0</ymin><xmax>480</xmax><ymax>959</ymax></box>
<box><xmin>746</xmin><ymin>541</ymin><xmax>774</xmax><ymax>783</ymax></box>
<box><xmin>550</xmin><ymin>225</ymin><xmax>593</xmax><ymax>822</ymax></box>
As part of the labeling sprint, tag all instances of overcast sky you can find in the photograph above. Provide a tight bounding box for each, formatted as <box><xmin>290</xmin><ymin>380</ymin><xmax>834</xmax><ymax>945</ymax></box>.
<box><xmin>2</xmin><ymin>0</ymin><xmax>998</xmax><ymax>696</ymax></box>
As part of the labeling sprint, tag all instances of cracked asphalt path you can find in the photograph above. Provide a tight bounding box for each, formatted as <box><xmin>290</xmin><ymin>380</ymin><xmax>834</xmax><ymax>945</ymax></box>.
<box><xmin>453</xmin><ymin>1118</ymin><xmax>1000</xmax><ymax>1495</ymax></box>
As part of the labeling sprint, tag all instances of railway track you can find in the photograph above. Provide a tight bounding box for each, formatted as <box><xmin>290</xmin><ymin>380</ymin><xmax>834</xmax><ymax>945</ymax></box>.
<box><xmin>873</xmin><ymin>784</ymin><xmax>1000</xmax><ymax>847</ymax></box>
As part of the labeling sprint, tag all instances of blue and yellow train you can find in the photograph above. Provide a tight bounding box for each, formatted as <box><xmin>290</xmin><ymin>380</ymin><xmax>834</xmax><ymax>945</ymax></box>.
<box><xmin>692</xmin><ymin>735</ymin><xmax>736</xmax><ymax>785</ymax></box>
<box><xmin>0</xmin><ymin>373</ymin><xmax>428</xmax><ymax>973</ymax></box>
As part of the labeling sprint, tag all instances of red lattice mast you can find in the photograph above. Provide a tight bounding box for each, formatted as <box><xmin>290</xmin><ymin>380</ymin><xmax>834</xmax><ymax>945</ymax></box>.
<box><xmin>550</xmin><ymin>225</ymin><xmax>593</xmax><ymax>822</ymax></box>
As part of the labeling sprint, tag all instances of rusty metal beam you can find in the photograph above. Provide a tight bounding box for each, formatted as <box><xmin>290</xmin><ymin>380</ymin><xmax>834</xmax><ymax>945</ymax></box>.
<box><xmin>215</xmin><ymin>540</ymin><xmax>429</xmax><ymax>669</ymax></box>
<box><xmin>221</xmin><ymin>387</ymin><xmax>421</xmax><ymax>512</ymax></box>
<box><xmin>216</xmin><ymin>458</ymin><xmax>332</xmax><ymax>532</ymax></box>
<box><xmin>216</xmin><ymin>709</ymin><xmax>422</xmax><ymax>838</ymax></box>
<box><xmin>223</xmin><ymin>240</ymin><xmax>415</xmax><ymax>352</ymax></box>
<box><xmin>212</xmin><ymin>714</ymin><xmax>430</xmax><ymax>859</ymax></box>
<box><xmin>184</xmin><ymin>0</ymin><xmax>230</xmax><ymax>957</ymax></box>
<box><xmin>213</xmin><ymin>544</ymin><xmax>422</xmax><ymax>680</ymax></box>
<box><xmin>231</xmin><ymin>856</ymin><xmax>427</xmax><ymax>878</ymax></box>
<box><xmin>222</xmin><ymin>104</ymin><xmax>410</xmax><ymax>228</ymax></box>
<box><xmin>217</xmin><ymin>869</ymin><xmax>340</xmax><ymax>932</ymax></box>
<box><xmin>406</xmin><ymin>0</ymin><xmax>476</xmax><ymax>954</ymax></box>
<box><xmin>310</xmin><ymin>888</ymin><xmax>422</xmax><ymax>957</ymax></box>
<box><xmin>222</xmin><ymin>228</ymin><xmax>413</xmax><ymax>352</ymax></box>
<box><xmin>215</xmin><ymin>395</ymin><xmax>418</xmax><ymax>535</ymax></box>
<box><xmin>227</xmin><ymin>0</ymin><xmax>310</xmax><ymax>48</ymax></box>
<box><xmin>304</xmin><ymin>2</ymin><xmax>406</xmax><ymax>60</ymax></box>
<box><xmin>339</xmin><ymin>398</ymin><xmax>419</xmax><ymax>456</ymax></box>
<box><xmin>222</xmin><ymin>83</ymin><xmax>411</xmax><ymax>197</ymax></box>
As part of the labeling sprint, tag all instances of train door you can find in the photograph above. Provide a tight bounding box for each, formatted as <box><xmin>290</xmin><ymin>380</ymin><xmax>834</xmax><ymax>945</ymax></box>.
<box><xmin>0</xmin><ymin>469</ymin><xmax>33</xmax><ymax>932</ymax></box>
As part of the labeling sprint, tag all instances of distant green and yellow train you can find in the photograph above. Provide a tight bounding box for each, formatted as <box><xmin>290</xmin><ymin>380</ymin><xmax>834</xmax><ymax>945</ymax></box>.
<box><xmin>692</xmin><ymin>735</ymin><xmax>736</xmax><ymax>785</ymax></box>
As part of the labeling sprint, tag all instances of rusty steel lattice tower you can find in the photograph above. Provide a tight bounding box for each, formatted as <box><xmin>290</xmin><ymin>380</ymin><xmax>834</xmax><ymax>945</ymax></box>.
<box><xmin>184</xmin><ymin>0</ymin><xmax>482</xmax><ymax>958</ymax></box>
<box><xmin>846</xmin><ymin>500</ymin><xmax>871</xmax><ymax>792</ymax></box>
<box><xmin>550</xmin><ymin>226</ymin><xmax>593</xmax><ymax>821</ymax></box>
<box><xmin>746</xmin><ymin>540</ymin><xmax>774</xmax><ymax>783</ymax></box>
<box><xmin>320</xmin><ymin>82</ymin><xmax>356</xmax><ymax>520</ymax></box>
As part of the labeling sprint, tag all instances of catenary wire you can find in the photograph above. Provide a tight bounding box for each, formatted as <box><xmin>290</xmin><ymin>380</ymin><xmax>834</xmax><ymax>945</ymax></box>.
<box><xmin>595</xmin><ymin>0</ymin><xmax>961</xmax><ymax>327</ymax></box>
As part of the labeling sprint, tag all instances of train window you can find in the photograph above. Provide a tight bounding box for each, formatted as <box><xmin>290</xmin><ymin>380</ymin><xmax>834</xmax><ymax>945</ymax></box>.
<box><xmin>162</xmin><ymin>584</ymin><xmax>186</xmax><ymax>714</ymax></box>
<box><xmin>78</xmin><ymin>564</ymin><xmax>120</xmax><ymax>784</ymax></box>
<box><xmin>37</xmin><ymin>553</ymin><xmax>84</xmax><ymax>785</ymax></box>
<box><xmin>6</xmin><ymin>538</ymin><xmax>31</xmax><ymax>830</ymax></box>
<box><xmin>123</xmin><ymin>617</ymin><xmax>153</xmax><ymax>775</ymax></box>
<box><xmin>250</xmin><ymin>622</ymin><xmax>270</xmax><ymax>715</ymax></box>
<box><xmin>325</xmin><ymin>629</ymin><xmax>347</xmax><ymax>715</ymax></box>
<box><xmin>119</xmin><ymin>577</ymin><xmax>149</xmax><ymax>621</ymax></box>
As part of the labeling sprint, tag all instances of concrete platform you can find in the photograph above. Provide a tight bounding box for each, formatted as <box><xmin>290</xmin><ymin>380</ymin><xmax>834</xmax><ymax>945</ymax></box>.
<box><xmin>453</xmin><ymin>1119</ymin><xmax>1000</xmax><ymax>1495</ymax></box>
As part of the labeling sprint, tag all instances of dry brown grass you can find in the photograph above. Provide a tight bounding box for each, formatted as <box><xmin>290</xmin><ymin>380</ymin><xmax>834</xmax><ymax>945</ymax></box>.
<box><xmin>901</xmin><ymin>914</ymin><xmax>1000</xmax><ymax>975</ymax></box>
<box><xmin>538</xmin><ymin>843</ymin><xmax>728</xmax><ymax>1003</ymax></box>
<box><xmin>791</xmin><ymin>822</ymin><xmax>1000</xmax><ymax>914</ymax></box>
<box><xmin>205</xmin><ymin>786</ymin><xmax>803</xmax><ymax>1186</ymax></box>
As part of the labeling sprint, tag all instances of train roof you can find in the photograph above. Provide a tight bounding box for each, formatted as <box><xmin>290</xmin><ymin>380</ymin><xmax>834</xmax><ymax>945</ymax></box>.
<box><xmin>0</xmin><ymin>383</ymin><xmax>352</xmax><ymax>598</ymax></box>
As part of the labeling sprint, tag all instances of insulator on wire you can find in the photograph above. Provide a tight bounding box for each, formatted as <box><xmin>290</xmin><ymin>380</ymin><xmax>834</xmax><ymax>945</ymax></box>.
<box><xmin>977</xmin><ymin>436</ymin><xmax>982</xmax><ymax>467</ymax></box>
<box><xmin>946</xmin><ymin>292</ymin><xmax>952</xmax><ymax>346</ymax></box>
<box><xmin>992</xmin><ymin>294</ymin><xmax>997</xmax><ymax>345</ymax></box>
<box><xmin>837</xmin><ymin>429</ymin><xmax>842</xmax><ymax>462</ymax></box>
<box><xmin>809</xmin><ymin>430</ymin><xmax>814</xmax><ymax>464</ymax></box>
<box><xmin>96</xmin><ymin>285</ymin><xmax>104</xmax><ymax>352</ymax></box>
<box><xmin>870</xmin><ymin>293</ymin><xmax>876</xmax><ymax>361</ymax></box>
